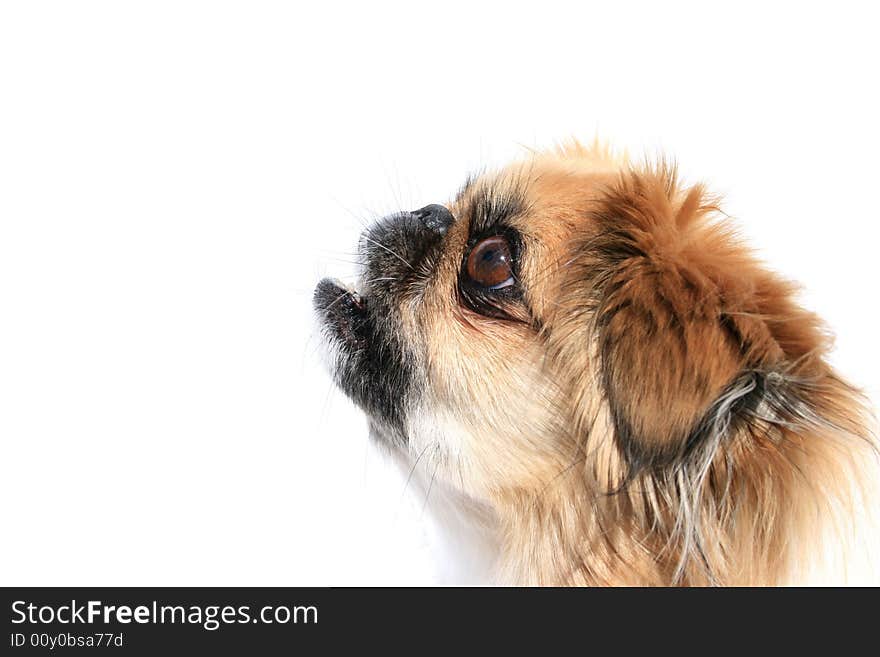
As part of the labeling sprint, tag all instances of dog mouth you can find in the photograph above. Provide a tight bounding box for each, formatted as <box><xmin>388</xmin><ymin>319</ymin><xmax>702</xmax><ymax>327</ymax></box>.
<box><xmin>314</xmin><ymin>206</ymin><xmax>442</xmax><ymax>438</ymax></box>
<box><xmin>313</xmin><ymin>275</ymin><xmax>415</xmax><ymax>440</ymax></box>
<box><xmin>313</xmin><ymin>278</ymin><xmax>369</xmax><ymax>349</ymax></box>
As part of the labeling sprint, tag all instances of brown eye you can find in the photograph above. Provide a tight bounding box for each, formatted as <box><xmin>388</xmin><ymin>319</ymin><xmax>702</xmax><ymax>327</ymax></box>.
<box><xmin>466</xmin><ymin>236</ymin><xmax>515</xmax><ymax>289</ymax></box>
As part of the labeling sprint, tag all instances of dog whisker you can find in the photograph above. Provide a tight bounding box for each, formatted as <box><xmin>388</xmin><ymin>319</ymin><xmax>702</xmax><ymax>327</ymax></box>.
<box><xmin>360</xmin><ymin>235</ymin><xmax>415</xmax><ymax>271</ymax></box>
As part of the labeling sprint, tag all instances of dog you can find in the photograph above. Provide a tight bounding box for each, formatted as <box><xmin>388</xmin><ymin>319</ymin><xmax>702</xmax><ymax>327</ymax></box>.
<box><xmin>314</xmin><ymin>141</ymin><xmax>877</xmax><ymax>585</ymax></box>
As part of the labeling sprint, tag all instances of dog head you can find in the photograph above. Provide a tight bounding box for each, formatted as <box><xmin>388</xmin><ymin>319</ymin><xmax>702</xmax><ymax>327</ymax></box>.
<box><xmin>315</xmin><ymin>142</ymin><xmax>873</xmax><ymax>584</ymax></box>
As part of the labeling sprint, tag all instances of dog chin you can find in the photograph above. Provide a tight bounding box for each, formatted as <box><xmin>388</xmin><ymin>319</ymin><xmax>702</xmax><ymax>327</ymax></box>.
<box><xmin>313</xmin><ymin>275</ymin><xmax>417</xmax><ymax>446</ymax></box>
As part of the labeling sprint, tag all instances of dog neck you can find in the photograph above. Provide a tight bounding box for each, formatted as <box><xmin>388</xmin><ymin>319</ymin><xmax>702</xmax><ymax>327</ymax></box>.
<box><xmin>492</xmin><ymin>475</ymin><xmax>672</xmax><ymax>586</ymax></box>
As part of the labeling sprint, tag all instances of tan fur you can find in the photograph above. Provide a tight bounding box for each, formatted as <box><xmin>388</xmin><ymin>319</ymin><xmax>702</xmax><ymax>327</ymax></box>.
<box><xmin>396</xmin><ymin>142</ymin><xmax>876</xmax><ymax>585</ymax></box>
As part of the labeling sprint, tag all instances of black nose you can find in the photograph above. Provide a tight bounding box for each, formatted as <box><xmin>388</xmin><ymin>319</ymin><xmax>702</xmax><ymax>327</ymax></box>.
<box><xmin>412</xmin><ymin>204</ymin><xmax>454</xmax><ymax>234</ymax></box>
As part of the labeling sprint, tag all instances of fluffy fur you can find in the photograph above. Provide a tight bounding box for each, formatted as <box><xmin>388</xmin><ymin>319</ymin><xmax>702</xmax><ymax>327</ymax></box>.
<box><xmin>315</xmin><ymin>141</ymin><xmax>877</xmax><ymax>585</ymax></box>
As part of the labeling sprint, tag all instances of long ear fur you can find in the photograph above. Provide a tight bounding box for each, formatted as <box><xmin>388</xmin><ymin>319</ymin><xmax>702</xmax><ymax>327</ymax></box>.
<box><xmin>548</xmin><ymin>163</ymin><xmax>877</xmax><ymax>583</ymax></box>
<box><xmin>564</xmin><ymin>164</ymin><xmax>845</xmax><ymax>462</ymax></box>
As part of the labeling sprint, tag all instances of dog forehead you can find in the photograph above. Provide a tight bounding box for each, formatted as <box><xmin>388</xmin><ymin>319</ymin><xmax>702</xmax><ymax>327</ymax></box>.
<box><xmin>455</xmin><ymin>160</ymin><xmax>618</xmax><ymax>235</ymax></box>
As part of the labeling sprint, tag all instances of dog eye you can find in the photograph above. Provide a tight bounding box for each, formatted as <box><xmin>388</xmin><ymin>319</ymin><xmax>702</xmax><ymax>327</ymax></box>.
<box><xmin>465</xmin><ymin>236</ymin><xmax>515</xmax><ymax>289</ymax></box>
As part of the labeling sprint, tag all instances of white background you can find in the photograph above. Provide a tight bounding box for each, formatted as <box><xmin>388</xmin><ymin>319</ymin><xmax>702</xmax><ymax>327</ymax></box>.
<box><xmin>1</xmin><ymin>1</ymin><xmax>878</xmax><ymax>585</ymax></box>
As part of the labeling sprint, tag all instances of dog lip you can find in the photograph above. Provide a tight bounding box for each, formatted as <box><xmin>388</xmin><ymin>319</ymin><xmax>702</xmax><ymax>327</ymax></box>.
<box><xmin>313</xmin><ymin>278</ymin><xmax>363</xmax><ymax>312</ymax></box>
<box><xmin>314</xmin><ymin>278</ymin><xmax>369</xmax><ymax>349</ymax></box>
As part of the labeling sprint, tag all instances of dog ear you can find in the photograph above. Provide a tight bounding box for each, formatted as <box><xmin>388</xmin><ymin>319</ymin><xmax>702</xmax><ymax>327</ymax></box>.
<box><xmin>551</xmin><ymin>164</ymin><xmax>831</xmax><ymax>468</ymax></box>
